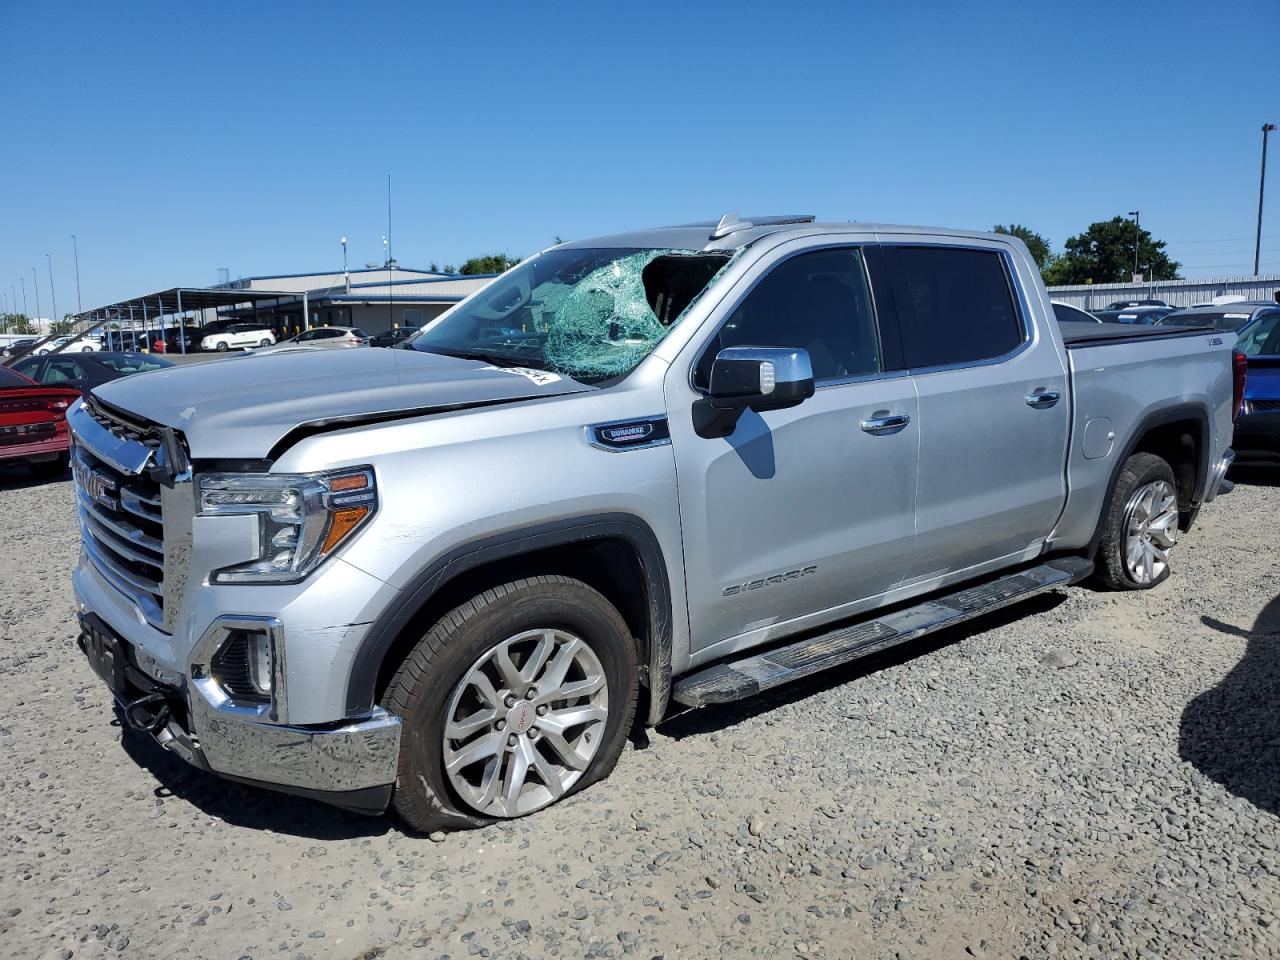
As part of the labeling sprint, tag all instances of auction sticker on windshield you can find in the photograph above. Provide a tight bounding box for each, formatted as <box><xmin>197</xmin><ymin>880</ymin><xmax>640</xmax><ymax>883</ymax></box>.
<box><xmin>480</xmin><ymin>365</ymin><xmax>563</xmax><ymax>386</ymax></box>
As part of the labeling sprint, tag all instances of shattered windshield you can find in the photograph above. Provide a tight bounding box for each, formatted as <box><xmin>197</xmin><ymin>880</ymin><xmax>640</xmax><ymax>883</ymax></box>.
<box><xmin>410</xmin><ymin>247</ymin><xmax>734</xmax><ymax>383</ymax></box>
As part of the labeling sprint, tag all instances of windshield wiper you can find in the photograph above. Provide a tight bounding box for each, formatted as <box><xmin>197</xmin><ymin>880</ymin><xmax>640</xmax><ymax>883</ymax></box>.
<box><xmin>417</xmin><ymin>346</ymin><xmax>538</xmax><ymax>368</ymax></box>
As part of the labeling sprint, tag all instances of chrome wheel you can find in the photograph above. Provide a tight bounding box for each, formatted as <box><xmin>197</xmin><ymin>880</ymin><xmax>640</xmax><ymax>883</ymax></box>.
<box><xmin>441</xmin><ymin>628</ymin><xmax>608</xmax><ymax>818</ymax></box>
<box><xmin>1122</xmin><ymin>479</ymin><xmax>1178</xmax><ymax>584</ymax></box>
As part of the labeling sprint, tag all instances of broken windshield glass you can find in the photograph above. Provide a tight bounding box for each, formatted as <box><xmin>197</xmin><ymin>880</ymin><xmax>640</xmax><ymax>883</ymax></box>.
<box><xmin>410</xmin><ymin>247</ymin><xmax>734</xmax><ymax>383</ymax></box>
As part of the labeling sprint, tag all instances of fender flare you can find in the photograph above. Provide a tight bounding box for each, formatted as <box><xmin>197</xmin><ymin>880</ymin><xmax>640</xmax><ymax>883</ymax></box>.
<box><xmin>344</xmin><ymin>513</ymin><xmax>674</xmax><ymax>724</ymax></box>
<box><xmin>1086</xmin><ymin>403</ymin><xmax>1211</xmax><ymax>557</ymax></box>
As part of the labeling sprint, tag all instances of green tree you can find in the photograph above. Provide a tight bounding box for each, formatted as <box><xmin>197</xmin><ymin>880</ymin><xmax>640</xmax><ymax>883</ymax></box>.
<box><xmin>992</xmin><ymin>224</ymin><xmax>1052</xmax><ymax>269</ymax></box>
<box><xmin>458</xmin><ymin>254</ymin><xmax>520</xmax><ymax>275</ymax></box>
<box><xmin>2</xmin><ymin>313</ymin><xmax>34</xmax><ymax>334</ymax></box>
<box><xmin>50</xmin><ymin>314</ymin><xmax>76</xmax><ymax>336</ymax></box>
<box><xmin>1050</xmin><ymin>217</ymin><xmax>1181</xmax><ymax>285</ymax></box>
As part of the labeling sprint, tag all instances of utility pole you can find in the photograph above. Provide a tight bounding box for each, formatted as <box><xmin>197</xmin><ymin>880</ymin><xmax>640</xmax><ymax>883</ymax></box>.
<box><xmin>71</xmin><ymin>234</ymin><xmax>83</xmax><ymax>314</ymax></box>
<box><xmin>341</xmin><ymin>236</ymin><xmax>350</xmax><ymax>293</ymax></box>
<box><xmin>1127</xmin><ymin>210</ymin><xmax>1141</xmax><ymax>280</ymax></box>
<box><xmin>1256</xmin><ymin>123</ymin><xmax>1277</xmax><ymax>276</ymax></box>
<box><xmin>46</xmin><ymin>254</ymin><xmax>58</xmax><ymax>330</ymax></box>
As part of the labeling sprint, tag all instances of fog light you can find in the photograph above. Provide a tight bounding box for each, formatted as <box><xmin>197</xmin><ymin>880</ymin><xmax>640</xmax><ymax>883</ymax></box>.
<box><xmin>210</xmin><ymin>627</ymin><xmax>274</xmax><ymax>705</ymax></box>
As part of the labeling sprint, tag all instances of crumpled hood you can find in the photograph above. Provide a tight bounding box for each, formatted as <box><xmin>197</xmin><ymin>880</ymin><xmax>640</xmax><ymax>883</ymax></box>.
<box><xmin>92</xmin><ymin>348</ymin><xmax>591</xmax><ymax>460</ymax></box>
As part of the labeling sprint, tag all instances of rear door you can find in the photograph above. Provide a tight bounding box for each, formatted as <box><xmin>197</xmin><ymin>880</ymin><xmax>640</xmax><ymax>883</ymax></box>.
<box><xmin>871</xmin><ymin>241</ymin><xmax>1070</xmax><ymax>584</ymax></box>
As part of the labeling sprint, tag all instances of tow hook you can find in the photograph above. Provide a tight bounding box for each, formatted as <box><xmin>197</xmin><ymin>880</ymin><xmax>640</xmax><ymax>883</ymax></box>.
<box><xmin>123</xmin><ymin>691</ymin><xmax>172</xmax><ymax>734</ymax></box>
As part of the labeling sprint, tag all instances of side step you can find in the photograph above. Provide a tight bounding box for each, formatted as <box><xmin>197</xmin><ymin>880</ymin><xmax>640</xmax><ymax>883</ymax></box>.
<box><xmin>672</xmin><ymin>556</ymin><xmax>1094</xmax><ymax>707</ymax></box>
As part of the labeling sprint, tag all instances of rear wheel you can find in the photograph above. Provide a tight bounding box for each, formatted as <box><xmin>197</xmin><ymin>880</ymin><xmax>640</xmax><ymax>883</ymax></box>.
<box><xmin>259</xmin><ymin>338</ymin><xmax>272</xmax><ymax>347</ymax></box>
<box><xmin>1094</xmin><ymin>452</ymin><xmax>1180</xmax><ymax>590</ymax></box>
<box><xmin>384</xmin><ymin>576</ymin><xmax>638</xmax><ymax>833</ymax></box>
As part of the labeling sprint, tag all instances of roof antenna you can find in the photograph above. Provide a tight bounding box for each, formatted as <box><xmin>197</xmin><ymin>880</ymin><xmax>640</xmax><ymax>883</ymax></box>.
<box><xmin>710</xmin><ymin>212</ymin><xmax>754</xmax><ymax>241</ymax></box>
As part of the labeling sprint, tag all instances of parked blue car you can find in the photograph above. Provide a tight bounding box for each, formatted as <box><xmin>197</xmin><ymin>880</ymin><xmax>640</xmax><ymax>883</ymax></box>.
<box><xmin>1162</xmin><ymin>302</ymin><xmax>1280</xmax><ymax>464</ymax></box>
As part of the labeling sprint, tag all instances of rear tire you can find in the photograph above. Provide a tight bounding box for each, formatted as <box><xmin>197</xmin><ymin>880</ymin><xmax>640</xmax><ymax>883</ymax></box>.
<box><xmin>259</xmin><ymin>338</ymin><xmax>271</xmax><ymax>347</ymax></box>
<box><xmin>1094</xmin><ymin>452</ymin><xmax>1179</xmax><ymax>590</ymax></box>
<box><xmin>29</xmin><ymin>453</ymin><xmax>70</xmax><ymax>479</ymax></box>
<box><xmin>384</xmin><ymin>576</ymin><xmax>638</xmax><ymax>833</ymax></box>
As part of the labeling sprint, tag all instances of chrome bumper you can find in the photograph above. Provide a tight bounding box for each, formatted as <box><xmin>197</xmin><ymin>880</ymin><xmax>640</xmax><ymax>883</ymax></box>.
<box><xmin>188</xmin><ymin>693</ymin><xmax>402</xmax><ymax>797</ymax></box>
<box><xmin>1203</xmin><ymin>449</ymin><xmax>1235</xmax><ymax>503</ymax></box>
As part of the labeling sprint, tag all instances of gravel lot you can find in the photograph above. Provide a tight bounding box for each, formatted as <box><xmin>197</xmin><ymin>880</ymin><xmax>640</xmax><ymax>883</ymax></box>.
<box><xmin>2</xmin><ymin>466</ymin><xmax>1278</xmax><ymax>960</ymax></box>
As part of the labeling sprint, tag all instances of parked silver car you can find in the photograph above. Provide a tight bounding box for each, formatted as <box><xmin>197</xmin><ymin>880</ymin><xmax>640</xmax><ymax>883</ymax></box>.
<box><xmin>68</xmin><ymin>215</ymin><xmax>1238</xmax><ymax>831</ymax></box>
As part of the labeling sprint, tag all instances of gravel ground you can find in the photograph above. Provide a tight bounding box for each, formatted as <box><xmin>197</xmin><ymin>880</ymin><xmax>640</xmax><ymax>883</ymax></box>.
<box><xmin>2</xmin><ymin>465</ymin><xmax>1278</xmax><ymax>960</ymax></box>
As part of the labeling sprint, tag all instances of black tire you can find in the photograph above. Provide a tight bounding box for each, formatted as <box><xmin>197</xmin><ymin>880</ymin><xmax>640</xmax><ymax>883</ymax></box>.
<box><xmin>259</xmin><ymin>338</ymin><xmax>271</xmax><ymax>347</ymax></box>
<box><xmin>29</xmin><ymin>452</ymin><xmax>70</xmax><ymax>479</ymax></box>
<box><xmin>1093</xmin><ymin>452</ymin><xmax>1178</xmax><ymax>590</ymax></box>
<box><xmin>215</xmin><ymin>341</ymin><xmax>229</xmax><ymax>352</ymax></box>
<box><xmin>384</xmin><ymin>576</ymin><xmax>638</xmax><ymax>833</ymax></box>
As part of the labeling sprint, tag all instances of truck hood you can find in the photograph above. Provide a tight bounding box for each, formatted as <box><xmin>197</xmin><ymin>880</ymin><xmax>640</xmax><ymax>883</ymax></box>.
<box><xmin>92</xmin><ymin>348</ymin><xmax>592</xmax><ymax>460</ymax></box>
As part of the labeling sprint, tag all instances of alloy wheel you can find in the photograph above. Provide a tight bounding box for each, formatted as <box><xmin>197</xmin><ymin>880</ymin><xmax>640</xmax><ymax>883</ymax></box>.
<box><xmin>1122</xmin><ymin>479</ymin><xmax>1178</xmax><ymax>584</ymax></box>
<box><xmin>441</xmin><ymin>628</ymin><xmax>609</xmax><ymax>817</ymax></box>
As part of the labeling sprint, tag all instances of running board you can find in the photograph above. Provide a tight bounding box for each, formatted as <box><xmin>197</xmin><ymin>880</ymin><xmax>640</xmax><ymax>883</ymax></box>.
<box><xmin>672</xmin><ymin>557</ymin><xmax>1094</xmax><ymax>707</ymax></box>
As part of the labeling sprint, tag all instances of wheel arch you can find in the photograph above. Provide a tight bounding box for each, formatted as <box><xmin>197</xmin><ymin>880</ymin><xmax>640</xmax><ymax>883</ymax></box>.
<box><xmin>345</xmin><ymin>513</ymin><xmax>673</xmax><ymax>724</ymax></box>
<box><xmin>1087</xmin><ymin>403</ymin><xmax>1210</xmax><ymax>556</ymax></box>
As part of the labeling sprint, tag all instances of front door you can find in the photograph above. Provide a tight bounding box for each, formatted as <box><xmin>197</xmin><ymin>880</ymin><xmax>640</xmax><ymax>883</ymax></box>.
<box><xmin>872</xmin><ymin>241</ymin><xmax>1070</xmax><ymax>583</ymax></box>
<box><xmin>667</xmin><ymin>243</ymin><xmax>919</xmax><ymax>657</ymax></box>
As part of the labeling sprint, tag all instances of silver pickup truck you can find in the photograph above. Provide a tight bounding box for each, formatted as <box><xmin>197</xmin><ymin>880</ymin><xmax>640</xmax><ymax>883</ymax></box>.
<box><xmin>68</xmin><ymin>215</ymin><xmax>1242</xmax><ymax>831</ymax></box>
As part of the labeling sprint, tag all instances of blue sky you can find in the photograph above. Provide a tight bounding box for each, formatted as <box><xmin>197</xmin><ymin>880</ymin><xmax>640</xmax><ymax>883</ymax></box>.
<box><xmin>1</xmin><ymin>0</ymin><xmax>1277</xmax><ymax>314</ymax></box>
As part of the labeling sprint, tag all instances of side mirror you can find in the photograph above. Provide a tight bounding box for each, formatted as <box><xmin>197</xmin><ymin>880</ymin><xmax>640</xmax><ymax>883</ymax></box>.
<box><xmin>694</xmin><ymin>346</ymin><xmax>815</xmax><ymax>438</ymax></box>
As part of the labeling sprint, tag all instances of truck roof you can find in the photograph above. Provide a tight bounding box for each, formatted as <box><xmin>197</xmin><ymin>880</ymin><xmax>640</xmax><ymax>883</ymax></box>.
<box><xmin>560</xmin><ymin>214</ymin><xmax>1015</xmax><ymax>253</ymax></box>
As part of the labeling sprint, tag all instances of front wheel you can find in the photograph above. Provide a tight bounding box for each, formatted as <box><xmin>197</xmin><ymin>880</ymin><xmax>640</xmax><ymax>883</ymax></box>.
<box><xmin>1094</xmin><ymin>452</ymin><xmax>1180</xmax><ymax>590</ymax></box>
<box><xmin>384</xmin><ymin>576</ymin><xmax>638</xmax><ymax>833</ymax></box>
<box><xmin>215</xmin><ymin>341</ymin><xmax>229</xmax><ymax>352</ymax></box>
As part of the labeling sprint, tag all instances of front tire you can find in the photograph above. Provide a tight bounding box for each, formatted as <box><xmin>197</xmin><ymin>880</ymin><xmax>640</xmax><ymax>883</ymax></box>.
<box><xmin>215</xmin><ymin>341</ymin><xmax>229</xmax><ymax>352</ymax></box>
<box><xmin>1094</xmin><ymin>452</ymin><xmax>1180</xmax><ymax>590</ymax></box>
<box><xmin>384</xmin><ymin>576</ymin><xmax>638</xmax><ymax>833</ymax></box>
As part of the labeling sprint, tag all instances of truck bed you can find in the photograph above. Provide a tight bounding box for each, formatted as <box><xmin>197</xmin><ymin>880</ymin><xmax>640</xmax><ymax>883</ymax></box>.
<box><xmin>1058</xmin><ymin>320</ymin><xmax>1214</xmax><ymax>347</ymax></box>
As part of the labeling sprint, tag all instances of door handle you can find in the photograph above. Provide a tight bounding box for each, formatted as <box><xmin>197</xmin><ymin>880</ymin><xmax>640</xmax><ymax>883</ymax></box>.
<box><xmin>1025</xmin><ymin>390</ymin><xmax>1061</xmax><ymax>409</ymax></box>
<box><xmin>860</xmin><ymin>413</ymin><xmax>911</xmax><ymax>434</ymax></box>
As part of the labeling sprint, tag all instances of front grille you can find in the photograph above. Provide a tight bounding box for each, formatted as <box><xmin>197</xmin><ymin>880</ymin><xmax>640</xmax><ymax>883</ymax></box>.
<box><xmin>72</xmin><ymin>401</ymin><xmax>168</xmax><ymax>630</ymax></box>
<box><xmin>1251</xmin><ymin>399</ymin><xmax>1280</xmax><ymax>412</ymax></box>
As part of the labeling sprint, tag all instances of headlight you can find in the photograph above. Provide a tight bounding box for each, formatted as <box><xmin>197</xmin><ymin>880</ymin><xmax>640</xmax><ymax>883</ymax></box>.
<box><xmin>197</xmin><ymin>467</ymin><xmax>377</xmax><ymax>583</ymax></box>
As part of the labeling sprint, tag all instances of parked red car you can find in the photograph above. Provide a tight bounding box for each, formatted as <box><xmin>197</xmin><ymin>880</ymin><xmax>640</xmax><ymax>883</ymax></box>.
<box><xmin>0</xmin><ymin>365</ymin><xmax>81</xmax><ymax>478</ymax></box>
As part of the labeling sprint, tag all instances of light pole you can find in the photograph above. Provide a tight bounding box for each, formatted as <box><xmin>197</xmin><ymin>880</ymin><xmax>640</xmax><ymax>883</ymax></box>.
<box><xmin>70</xmin><ymin>233</ymin><xmax>83</xmax><ymax>314</ymax></box>
<box><xmin>20</xmin><ymin>277</ymin><xmax>28</xmax><ymax>320</ymax></box>
<box><xmin>46</xmin><ymin>254</ymin><xmax>58</xmax><ymax>330</ymax></box>
<box><xmin>31</xmin><ymin>267</ymin><xmax>41</xmax><ymax>335</ymax></box>
<box><xmin>1256</xmin><ymin>123</ymin><xmax>1277</xmax><ymax>276</ymax></box>
<box><xmin>1127</xmin><ymin>210</ymin><xmax>1140</xmax><ymax>280</ymax></box>
<box><xmin>341</xmin><ymin>236</ymin><xmax>350</xmax><ymax>293</ymax></box>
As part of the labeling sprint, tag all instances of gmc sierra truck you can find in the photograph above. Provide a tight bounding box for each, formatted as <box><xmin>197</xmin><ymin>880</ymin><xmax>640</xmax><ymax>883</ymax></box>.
<box><xmin>68</xmin><ymin>215</ymin><xmax>1243</xmax><ymax>832</ymax></box>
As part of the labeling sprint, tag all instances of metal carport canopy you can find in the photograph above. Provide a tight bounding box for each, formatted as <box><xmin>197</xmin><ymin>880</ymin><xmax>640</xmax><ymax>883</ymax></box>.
<box><xmin>75</xmin><ymin>286</ymin><xmax>298</xmax><ymax>319</ymax></box>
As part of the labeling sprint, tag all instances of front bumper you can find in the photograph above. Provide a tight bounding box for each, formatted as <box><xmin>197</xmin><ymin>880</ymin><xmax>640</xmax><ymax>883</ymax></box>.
<box><xmin>75</xmin><ymin>609</ymin><xmax>402</xmax><ymax>815</ymax></box>
<box><xmin>1232</xmin><ymin>410</ymin><xmax>1280</xmax><ymax>464</ymax></box>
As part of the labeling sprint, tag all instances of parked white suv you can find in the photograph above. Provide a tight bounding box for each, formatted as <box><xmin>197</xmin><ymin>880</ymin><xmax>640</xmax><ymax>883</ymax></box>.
<box><xmin>199</xmin><ymin>324</ymin><xmax>276</xmax><ymax>352</ymax></box>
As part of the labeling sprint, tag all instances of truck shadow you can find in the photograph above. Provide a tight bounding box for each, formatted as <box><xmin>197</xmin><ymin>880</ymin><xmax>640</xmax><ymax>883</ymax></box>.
<box><xmin>115</xmin><ymin>713</ymin><xmax>391</xmax><ymax>840</ymax></box>
<box><xmin>1227</xmin><ymin>465</ymin><xmax>1280</xmax><ymax>488</ymax></box>
<box><xmin>1178</xmin><ymin>593</ymin><xmax>1280</xmax><ymax>816</ymax></box>
<box><xmin>655</xmin><ymin>593</ymin><xmax>1066</xmax><ymax>740</ymax></box>
<box><xmin>0</xmin><ymin>465</ymin><xmax>68</xmax><ymax>490</ymax></box>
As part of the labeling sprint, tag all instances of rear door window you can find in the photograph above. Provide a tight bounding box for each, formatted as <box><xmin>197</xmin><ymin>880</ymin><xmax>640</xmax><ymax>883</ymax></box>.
<box><xmin>879</xmin><ymin>246</ymin><xmax>1024</xmax><ymax>369</ymax></box>
<box><xmin>43</xmin><ymin>358</ymin><xmax>87</xmax><ymax>384</ymax></box>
